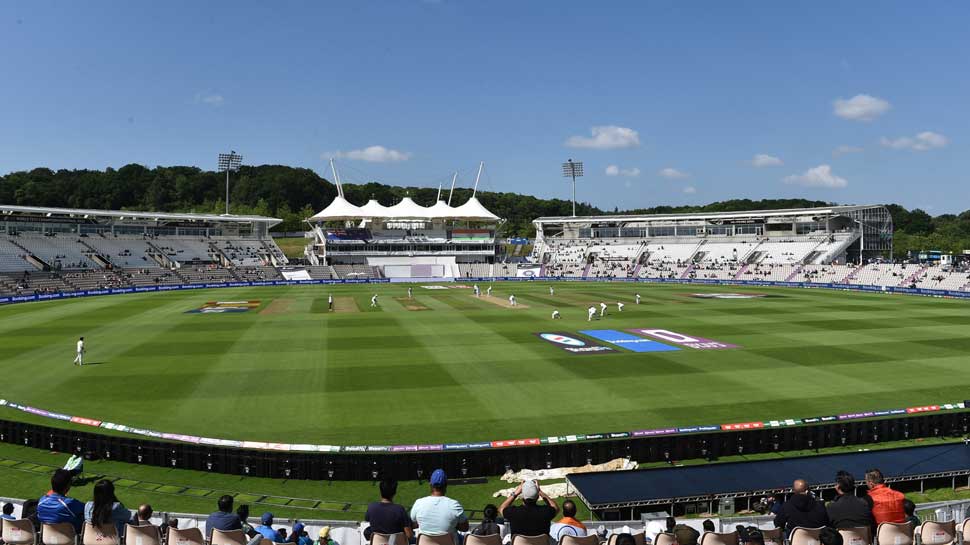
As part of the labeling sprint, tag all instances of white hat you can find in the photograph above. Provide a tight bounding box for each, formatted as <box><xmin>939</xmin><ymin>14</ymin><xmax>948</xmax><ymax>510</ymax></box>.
<box><xmin>522</xmin><ymin>480</ymin><xmax>539</xmax><ymax>500</ymax></box>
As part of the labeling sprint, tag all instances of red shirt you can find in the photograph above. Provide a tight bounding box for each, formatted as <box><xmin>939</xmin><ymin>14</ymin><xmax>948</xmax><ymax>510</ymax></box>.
<box><xmin>868</xmin><ymin>484</ymin><xmax>906</xmax><ymax>524</ymax></box>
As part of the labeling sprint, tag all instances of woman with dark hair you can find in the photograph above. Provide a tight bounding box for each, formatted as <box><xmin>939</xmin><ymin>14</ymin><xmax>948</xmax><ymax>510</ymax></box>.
<box><xmin>84</xmin><ymin>480</ymin><xmax>131</xmax><ymax>536</ymax></box>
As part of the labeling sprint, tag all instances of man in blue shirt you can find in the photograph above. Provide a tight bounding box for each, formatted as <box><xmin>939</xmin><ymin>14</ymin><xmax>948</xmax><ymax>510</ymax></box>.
<box><xmin>205</xmin><ymin>495</ymin><xmax>243</xmax><ymax>541</ymax></box>
<box><xmin>256</xmin><ymin>513</ymin><xmax>281</xmax><ymax>541</ymax></box>
<box><xmin>37</xmin><ymin>469</ymin><xmax>85</xmax><ymax>532</ymax></box>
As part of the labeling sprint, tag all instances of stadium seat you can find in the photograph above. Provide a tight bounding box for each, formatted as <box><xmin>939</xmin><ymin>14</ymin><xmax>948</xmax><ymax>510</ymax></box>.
<box><xmin>560</xmin><ymin>536</ymin><xmax>599</xmax><ymax>545</ymax></box>
<box><xmin>211</xmin><ymin>529</ymin><xmax>248</xmax><ymax>545</ymax></box>
<box><xmin>876</xmin><ymin>522</ymin><xmax>914</xmax><ymax>545</ymax></box>
<box><xmin>654</xmin><ymin>533</ymin><xmax>677</xmax><ymax>545</ymax></box>
<box><xmin>632</xmin><ymin>533</ymin><xmax>646</xmax><ymax>545</ymax></box>
<box><xmin>371</xmin><ymin>533</ymin><xmax>409</xmax><ymax>545</ymax></box>
<box><xmin>416</xmin><ymin>534</ymin><xmax>456</xmax><ymax>545</ymax></box>
<box><xmin>700</xmin><ymin>531</ymin><xmax>738</xmax><ymax>545</ymax></box>
<box><xmin>465</xmin><ymin>535</ymin><xmax>503</xmax><ymax>545</ymax></box>
<box><xmin>2</xmin><ymin>518</ymin><xmax>37</xmax><ymax>545</ymax></box>
<box><xmin>960</xmin><ymin>520</ymin><xmax>970</xmax><ymax>544</ymax></box>
<box><xmin>838</xmin><ymin>527</ymin><xmax>871</xmax><ymax>545</ymax></box>
<box><xmin>166</xmin><ymin>527</ymin><xmax>205</xmax><ymax>545</ymax></box>
<box><xmin>330</xmin><ymin>527</ymin><xmax>364</xmax><ymax>545</ymax></box>
<box><xmin>81</xmin><ymin>522</ymin><xmax>119</xmax><ymax>545</ymax></box>
<box><xmin>124</xmin><ymin>524</ymin><xmax>161</xmax><ymax>545</ymax></box>
<box><xmin>789</xmin><ymin>527</ymin><xmax>825</xmax><ymax>545</ymax></box>
<box><xmin>40</xmin><ymin>523</ymin><xmax>76</xmax><ymax>545</ymax></box>
<box><xmin>760</xmin><ymin>528</ymin><xmax>782</xmax><ymax>545</ymax></box>
<box><xmin>918</xmin><ymin>521</ymin><xmax>955</xmax><ymax>545</ymax></box>
<box><xmin>511</xmin><ymin>535</ymin><xmax>550</xmax><ymax>545</ymax></box>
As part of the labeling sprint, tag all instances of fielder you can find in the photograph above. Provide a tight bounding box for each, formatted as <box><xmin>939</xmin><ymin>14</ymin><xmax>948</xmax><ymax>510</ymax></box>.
<box><xmin>551</xmin><ymin>309</ymin><xmax>561</xmax><ymax>319</ymax></box>
<box><xmin>635</xmin><ymin>293</ymin><xmax>641</xmax><ymax>305</ymax></box>
<box><xmin>549</xmin><ymin>286</ymin><xmax>555</xmax><ymax>296</ymax></box>
<box><xmin>508</xmin><ymin>294</ymin><xmax>517</xmax><ymax>306</ymax></box>
<box><xmin>587</xmin><ymin>305</ymin><xmax>597</xmax><ymax>321</ymax></box>
<box><xmin>473</xmin><ymin>284</ymin><xmax>480</xmax><ymax>297</ymax></box>
<box><xmin>73</xmin><ymin>336</ymin><xmax>84</xmax><ymax>366</ymax></box>
<box><xmin>328</xmin><ymin>293</ymin><xmax>333</xmax><ymax>311</ymax></box>
<box><xmin>407</xmin><ymin>287</ymin><xmax>413</xmax><ymax>299</ymax></box>
<box><xmin>617</xmin><ymin>301</ymin><xmax>625</xmax><ymax>312</ymax></box>
<box><xmin>486</xmin><ymin>285</ymin><xmax>492</xmax><ymax>297</ymax></box>
<box><xmin>370</xmin><ymin>294</ymin><xmax>378</xmax><ymax>307</ymax></box>
<box><xmin>599</xmin><ymin>302</ymin><xmax>607</xmax><ymax>317</ymax></box>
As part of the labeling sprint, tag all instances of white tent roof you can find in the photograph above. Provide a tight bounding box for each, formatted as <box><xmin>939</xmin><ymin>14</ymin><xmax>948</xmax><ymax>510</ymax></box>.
<box><xmin>427</xmin><ymin>200</ymin><xmax>455</xmax><ymax>218</ymax></box>
<box><xmin>359</xmin><ymin>199</ymin><xmax>392</xmax><ymax>217</ymax></box>
<box><xmin>452</xmin><ymin>196</ymin><xmax>500</xmax><ymax>220</ymax></box>
<box><xmin>385</xmin><ymin>197</ymin><xmax>432</xmax><ymax>219</ymax></box>
<box><xmin>308</xmin><ymin>195</ymin><xmax>364</xmax><ymax>221</ymax></box>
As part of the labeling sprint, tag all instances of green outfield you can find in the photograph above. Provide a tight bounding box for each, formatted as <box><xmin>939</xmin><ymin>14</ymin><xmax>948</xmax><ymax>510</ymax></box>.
<box><xmin>0</xmin><ymin>282</ymin><xmax>968</xmax><ymax>446</ymax></box>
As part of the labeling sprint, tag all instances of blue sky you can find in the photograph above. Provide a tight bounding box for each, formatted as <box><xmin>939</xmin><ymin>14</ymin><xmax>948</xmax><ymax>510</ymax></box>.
<box><xmin>1</xmin><ymin>1</ymin><xmax>967</xmax><ymax>212</ymax></box>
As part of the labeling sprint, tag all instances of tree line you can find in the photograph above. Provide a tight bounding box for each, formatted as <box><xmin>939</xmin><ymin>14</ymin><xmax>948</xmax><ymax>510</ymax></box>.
<box><xmin>1</xmin><ymin>164</ymin><xmax>967</xmax><ymax>259</ymax></box>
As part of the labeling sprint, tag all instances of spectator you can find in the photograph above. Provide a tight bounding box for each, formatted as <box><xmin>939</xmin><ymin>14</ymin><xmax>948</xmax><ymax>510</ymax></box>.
<box><xmin>666</xmin><ymin>518</ymin><xmax>677</xmax><ymax>533</ymax></box>
<box><xmin>316</xmin><ymin>527</ymin><xmax>339</xmax><ymax>545</ymax></box>
<box><xmin>738</xmin><ymin>526</ymin><xmax>764</xmax><ymax>545</ymax></box>
<box><xmin>774</xmin><ymin>480</ymin><xmax>829</xmax><ymax>535</ymax></box>
<box><xmin>255</xmin><ymin>513</ymin><xmax>281</xmax><ymax>541</ymax></box>
<box><xmin>20</xmin><ymin>499</ymin><xmax>38</xmax><ymax>526</ymax></box>
<box><xmin>37</xmin><ymin>469</ymin><xmax>84</xmax><ymax>532</ymax></box>
<box><xmin>827</xmin><ymin>471</ymin><xmax>874</xmax><ymax>529</ymax></box>
<box><xmin>470</xmin><ymin>504</ymin><xmax>502</xmax><ymax>536</ymax></box>
<box><xmin>289</xmin><ymin>523</ymin><xmax>312</xmax><ymax>545</ymax></box>
<box><xmin>131</xmin><ymin>504</ymin><xmax>153</xmax><ymax>526</ymax></box>
<box><xmin>865</xmin><ymin>469</ymin><xmax>906</xmax><ymax>524</ymax></box>
<box><xmin>819</xmin><ymin>527</ymin><xmax>844</xmax><ymax>545</ymax></box>
<box><xmin>365</xmin><ymin>479</ymin><xmax>413</xmax><ymax>540</ymax></box>
<box><xmin>167</xmin><ymin>518</ymin><xmax>179</xmax><ymax>530</ymax></box>
<box><xmin>84</xmin><ymin>479</ymin><xmax>131</xmax><ymax>536</ymax></box>
<box><xmin>702</xmin><ymin>520</ymin><xmax>715</xmax><ymax>533</ymax></box>
<box><xmin>206</xmin><ymin>495</ymin><xmax>243</xmax><ymax>541</ymax></box>
<box><xmin>500</xmin><ymin>480</ymin><xmax>559</xmax><ymax>537</ymax></box>
<box><xmin>553</xmin><ymin>500</ymin><xmax>587</xmax><ymax>536</ymax></box>
<box><xmin>238</xmin><ymin>505</ymin><xmax>257</xmax><ymax>538</ymax></box>
<box><xmin>278</xmin><ymin>529</ymin><xmax>289</xmax><ymax>542</ymax></box>
<box><xmin>903</xmin><ymin>499</ymin><xmax>920</xmax><ymax>528</ymax></box>
<box><xmin>1</xmin><ymin>503</ymin><xmax>14</xmax><ymax>521</ymax></box>
<box><xmin>410</xmin><ymin>469</ymin><xmax>469</xmax><ymax>538</ymax></box>
<box><xmin>672</xmin><ymin>525</ymin><xmax>700</xmax><ymax>545</ymax></box>
<box><xmin>615</xmin><ymin>534</ymin><xmax>637</xmax><ymax>545</ymax></box>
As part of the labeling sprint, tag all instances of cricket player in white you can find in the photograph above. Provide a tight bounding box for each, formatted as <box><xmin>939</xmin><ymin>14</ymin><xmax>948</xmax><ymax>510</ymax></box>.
<box><xmin>587</xmin><ymin>306</ymin><xmax>597</xmax><ymax>321</ymax></box>
<box><xmin>549</xmin><ymin>286</ymin><xmax>555</xmax><ymax>296</ymax></box>
<box><xmin>486</xmin><ymin>285</ymin><xmax>492</xmax><ymax>296</ymax></box>
<box><xmin>551</xmin><ymin>309</ymin><xmax>561</xmax><ymax>319</ymax></box>
<box><xmin>617</xmin><ymin>301</ymin><xmax>625</xmax><ymax>312</ymax></box>
<box><xmin>508</xmin><ymin>294</ymin><xmax>516</xmax><ymax>306</ymax></box>
<box><xmin>473</xmin><ymin>284</ymin><xmax>480</xmax><ymax>297</ymax></box>
<box><xmin>635</xmin><ymin>293</ymin><xmax>641</xmax><ymax>304</ymax></box>
<box><xmin>73</xmin><ymin>337</ymin><xmax>84</xmax><ymax>366</ymax></box>
<box><xmin>328</xmin><ymin>294</ymin><xmax>333</xmax><ymax>311</ymax></box>
<box><xmin>407</xmin><ymin>287</ymin><xmax>413</xmax><ymax>299</ymax></box>
<box><xmin>599</xmin><ymin>302</ymin><xmax>607</xmax><ymax>317</ymax></box>
<box><xmin>370</xmin><ymin>294</ymin><xmax>378</xmax><ymax>307</ymax></box>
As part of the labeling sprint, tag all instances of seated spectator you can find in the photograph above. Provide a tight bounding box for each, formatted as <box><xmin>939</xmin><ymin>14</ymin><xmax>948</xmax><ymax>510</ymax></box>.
<box><xmin>20</xmin><ymin>499</ymin><xmax>39</xmax><ymax>526</ymax></box>
<box><xmin>827</xmin><ymin>471</ymin><xmax>873</xmax><ymax>529</ymax></box>
<box><xmin>37</xmin><ymin>469</ymin><xmax>85</xmax><ymax>532</ymax></box>
<box><xmin>615</xmin><ymin>534</ymin><xmax>636</xmax><ymax>545</ymax></box>
<box><xmin>1</xmin><ymin>503</ymin><xmax>15</xmax><ymax>521</ymax></box>
<box><xmin>84</xmin><ymin>479</ymin><xmax>131</xmax><ymax>536</ymax></box>
<box><xmin>410</xmin><ymin>469</ymin><xmax>469</xmax><ymax>538</ymax></box>
<box><xmin>702</xmin><ymin>520</ymin><xmax>715</xmax><ymax>533</ymax></box>
<box><xmin>737</xmin><ymin>526</ymin><xmax>763</xmax><ymax>545</ymax></box>
<box><xmin>672</xmin><ymin>525</ymin><xmax>700</xmax><ymax>545</ymax></box>
<box><xmin>131</xmin><ymin>504</ymin><xmax>152</xmax><ymax>526</ymax></box>
<box><xmin>256</xmin><ymin>513</ymin><xmax>281</xmax><ymax>541</ymax></box>
<box><xmin>237</xmin><ymin>505</ymin><xmax>256</xmax><ymax>538</ymax></box>
<box><xmin>316</xmin><ymin>526</ymin><xmax>339</xmax><ymax>545</ymax></box>
<box><xmin>774</xmin><ymin>480</ymin><xmax>829</xmax><ymax>535</ymax></box>
<box><xmin>365</xmin><ymin>479</ymin><xmax>413</xmax><ymax>540</ymax></box>
<box><xmin>206</xmin><ymin>495</ymin><xmax>243</xmax><ymax>541</ymax></box>
<box><xmin>499</xmin><ymin>480</ymin><xmax>559</xmax><ymax>537</ymax></box>
<box><xmin>550</xmin><ymin>500</ymin><xmax>586</xmax><ymax>540</ymax></box>
<box><xmin>865</xmin><ymin>469</ymin><xmax>906</xmax><ymax>525</ymax></box>
<box><xmin>819</xmin><ymin>527</ymin><xmax>843</xmax><ymax>545</ymax></box>
<box><xmin>903</xmin><ymin>499</ymin><xmax>920</xmax><ymax>528</ymax></box>
<box><xmin>470</xmin><ymin>504</ymin><xmax>502</xmax><ymax>536</ymax></box>
<box><xmin>289</xmin><ymin>522</ymin><xmax>312</xmax><ymax>545</ymax></box>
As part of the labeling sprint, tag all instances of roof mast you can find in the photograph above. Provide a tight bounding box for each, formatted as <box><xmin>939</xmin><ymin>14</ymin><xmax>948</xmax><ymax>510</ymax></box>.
<box><xmin>447</xmin><ymin>171</ymin><xmax>458</xmax><ymax>205</ymax></box>
<box><xmin>472</xmin><ymin>161</ymin><xmax>484</xmax><ymax>199</ymax></box>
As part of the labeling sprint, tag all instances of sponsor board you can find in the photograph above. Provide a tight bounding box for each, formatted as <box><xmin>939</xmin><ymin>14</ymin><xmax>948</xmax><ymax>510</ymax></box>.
<box><xmin>186</xmin><ymin>300</ymin><xmax>260</xmax><ymax>314</ymax></box>
<box><xmin>517</xmin><ymin>264</ymin><xmax>542</xmax><ymax>278</ymax></box>
<box><xmin>629</xmin><ymin>329</ymin><xmax>739</xmax><ymax>350</ymax></box>
<box><xmin>534</xmin><ymin>332</ymin><xmax>617</xmax><ymax>354</ymax></box>
<box><xmin>578</xmin><ymin>330</ymin><xmax>681</xmax><ymax>353</ymax></box>
<box><xmin>689</xmin><ymin>293</ymin><xmax>768</xmax><ymax>299</ymax></box>
<box><xmin>420</xmin><ymin>285</ymin><xmax>449</xmax><ymax>290</ymax></box>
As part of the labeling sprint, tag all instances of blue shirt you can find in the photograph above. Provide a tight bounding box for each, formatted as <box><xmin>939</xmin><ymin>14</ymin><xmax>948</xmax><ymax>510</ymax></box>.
<box><xmin>256</xmin><ymin>525</ymin><xmax>281</xmax><ymax>541</ymax></box>
<box><xmin>84</xmin><ymin>501</ymin><xmax>131</xmax><ymax>537</ymax></box>
<box><xmin>37</xmin><ymin>493</ymin><xmax>85</xmax><ymax>532</ymax></box>
<box><xmin>205</xmin><ymin>511</ymin><xmax>243</xmax><ymax>540</ymax></box>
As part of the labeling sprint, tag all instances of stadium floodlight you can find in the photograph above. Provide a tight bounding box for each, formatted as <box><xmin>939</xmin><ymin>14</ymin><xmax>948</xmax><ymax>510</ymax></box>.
<box><xmin>562</xmin><ymin>159</ymin><xmax>584</xmax><ymax>217</ymax></box>
<box><xmin>218</xmin><ymin>151</ymin><xmax>244</xmax><ymax>215</ymax></box>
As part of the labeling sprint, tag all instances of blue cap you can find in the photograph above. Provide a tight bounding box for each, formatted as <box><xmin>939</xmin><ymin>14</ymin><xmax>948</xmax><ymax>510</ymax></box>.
<box><xmin>293</xmin><ymin>523</ymin><xmax>305</xmax><ymax>535</ymax></box>
<box><xmin>261</xmin><ymin>512</ymin><xmax>273</xmax><ymax>525</ymax></box>
<box><xmin>430</xmin><ymin>468</ymin><xmax>447</xmax><ymax>486</ymax></box>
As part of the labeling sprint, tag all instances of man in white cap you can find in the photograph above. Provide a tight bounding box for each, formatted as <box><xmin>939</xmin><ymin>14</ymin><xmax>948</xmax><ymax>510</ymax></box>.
<box><xmin>499</xmin><ymin>479</ymin><xmax>559</xmax><ymax>537</ymax></box>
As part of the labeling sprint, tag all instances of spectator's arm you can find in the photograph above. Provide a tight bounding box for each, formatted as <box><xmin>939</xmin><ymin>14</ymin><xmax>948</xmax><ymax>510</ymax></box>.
<box><xmin>537</xmin><ymin>486</ymin><xmax>559</xmax><ymax>516</ymax></box>
<box><xmin>499</xmin><ymin>484</ymin><xmax>523</xmax><ymax>517</ymax></box>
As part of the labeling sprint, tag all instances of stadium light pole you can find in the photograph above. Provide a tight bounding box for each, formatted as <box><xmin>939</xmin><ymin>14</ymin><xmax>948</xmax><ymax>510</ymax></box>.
<box><xmin>562</xmin><ymin>159</ymin><xmax>583</xmax><ymax>217</ymax></box>
<box><xmin>218</xmin><ymin>151</ymin><xmax>243</xmax><ymax>215</ymax></box>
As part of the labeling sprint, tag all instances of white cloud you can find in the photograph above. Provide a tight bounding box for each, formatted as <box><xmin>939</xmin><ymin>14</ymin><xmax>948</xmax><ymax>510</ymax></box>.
<box><xmin>331</xmin><ymin>145</ymin><xmax>412</xmax><ymax>162</ymax></box>
<box><xmin>749</xmin><ymin>154</ymin><xmax>783</xmax><ymax>167</ymax></box>
<box><xmin>565</xmin><ymin>126</ymin><xmax>640</xmax><ymax>150</ymax></box>
<box><xmin>605</xmin><ymin>165</ymin><xmax>640</xmax><ymax>177</ymax></box>
<box><xmin>195</xmin><ymin>92</ymin><xmax>224</xmax><ymax>106</ymax></box>
<box><xmin>682</xmin><ymin>186</ymin><xmax>697</xmax><ymax>194</ymax></box>
<box><xmin>833</xmin><ymin>94</ymin><xmax>891</xmax><ymax>122</ymax></box>
<box><xmin>783</xmin><ymin>164</ymin><xmax>848</xmax><ymax>188</ymax></box>
<box><xmin>833</xmin><ymin>145</ymin><xmax>864</xmax><ymax>157</ymax></box>
<box><xmin>880</xmin><ymin>131</ymin><xmax>948</xmax><ymax>151</ymax></box>
<box><xmin>658</xmin><ymin>167</ymin><xmax>688</xmax><ymax>179</ymax></box>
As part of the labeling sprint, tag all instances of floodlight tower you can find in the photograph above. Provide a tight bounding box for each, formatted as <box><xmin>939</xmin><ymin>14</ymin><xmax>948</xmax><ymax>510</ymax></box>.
<box><xmin>218</xmin><ymin>151</ymin><xmax>243</xmax><ymax>215</ymax></box>
<box><xmin>562</xmin><ymin>159</ymin><xmax>584</xmax><ymax>217</ymax></box>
